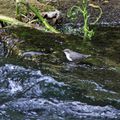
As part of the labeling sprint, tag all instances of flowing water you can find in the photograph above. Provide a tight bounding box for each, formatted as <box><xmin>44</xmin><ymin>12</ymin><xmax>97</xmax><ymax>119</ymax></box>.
<box><xmin>0</xmin><ymin>64</ymin><xmax>120</xmax><ymax>120</ymax></box>
<box><xmin>0</xmin><ymin>26</ymin><xmax>120</xmax><ymax>119</ymax></box>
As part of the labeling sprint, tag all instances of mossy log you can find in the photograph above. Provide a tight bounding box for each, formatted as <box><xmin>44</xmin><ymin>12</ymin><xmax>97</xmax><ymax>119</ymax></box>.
<box><xmin>0</xmin><ymin>15</ymin><xmax>31</xmax><ymax>27</ymax></box>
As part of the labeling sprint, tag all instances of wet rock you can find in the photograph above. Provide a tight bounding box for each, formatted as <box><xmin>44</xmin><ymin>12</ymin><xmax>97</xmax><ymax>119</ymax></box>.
<box><xmin>42</xmin><ymin>10</ymin><xmax>62</xmax><ymax>24</ymax></box>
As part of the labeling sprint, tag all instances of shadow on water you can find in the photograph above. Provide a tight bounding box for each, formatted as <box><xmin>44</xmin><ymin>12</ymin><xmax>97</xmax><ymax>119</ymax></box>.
<box><xmin>0</xmin><ymin>26</ymin><xmax>120</xmax><ymax>119</ymax></box>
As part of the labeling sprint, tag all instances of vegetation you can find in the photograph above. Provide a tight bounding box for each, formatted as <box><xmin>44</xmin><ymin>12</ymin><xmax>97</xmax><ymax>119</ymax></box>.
<box><xmin>0</xmin><ymin>0</ymin><xmax>105</xmax><ymax>41</ymax></box>
<box><xmin>15</xmin><ymin>0</ymin><xmax>59</xmax><ymax>33</ymax></box>
<box><xmin>67</xmin><ymin>0</ymin><xmax>102</xmax><ymax>41</ymax></box>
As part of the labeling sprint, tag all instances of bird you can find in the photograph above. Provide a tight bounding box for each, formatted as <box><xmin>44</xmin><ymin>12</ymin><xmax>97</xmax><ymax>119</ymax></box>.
<box><xmin>63</xmin><ymin>49</ymin><xmax>91</xmax><ymax>62</ymax></box>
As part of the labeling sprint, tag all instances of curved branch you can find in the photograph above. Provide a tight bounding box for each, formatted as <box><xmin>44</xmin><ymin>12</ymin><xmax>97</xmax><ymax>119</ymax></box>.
<box><xmin>89</xmin><ymin>3</ymin><xmax>103</xmax><ymax>25</ymax></box>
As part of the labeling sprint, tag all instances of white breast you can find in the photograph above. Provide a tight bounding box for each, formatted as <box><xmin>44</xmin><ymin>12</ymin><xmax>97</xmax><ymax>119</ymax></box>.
<box><xmin>64</xmin><ymin>52</ymin><xmax>73</xmax><ymax>61</ymax></box>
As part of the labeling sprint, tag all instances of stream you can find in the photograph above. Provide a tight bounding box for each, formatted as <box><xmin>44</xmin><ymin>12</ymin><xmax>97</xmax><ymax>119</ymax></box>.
<box><xmin>0</xmin><ymin>26</ymin><xmax>120</xmax><ymax>120</ymax></box>
<box><xmin>0</xmin><ymin>64</ymin><xmax>119</xmax><ymax>120</ymax></box>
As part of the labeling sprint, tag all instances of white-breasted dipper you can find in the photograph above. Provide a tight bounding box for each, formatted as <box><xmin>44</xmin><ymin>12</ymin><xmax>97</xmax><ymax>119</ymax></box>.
<box><xmin>63</xmin><ymin>49</ymin><xmax>91</xmax><ymax>62</ymax></box>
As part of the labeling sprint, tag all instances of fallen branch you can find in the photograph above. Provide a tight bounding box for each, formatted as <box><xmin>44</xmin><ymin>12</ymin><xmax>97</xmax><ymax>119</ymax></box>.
<box><xmin>0</xmin><ymin>15</ymin><xmax>31</xmax><ymax>27</ymax></box>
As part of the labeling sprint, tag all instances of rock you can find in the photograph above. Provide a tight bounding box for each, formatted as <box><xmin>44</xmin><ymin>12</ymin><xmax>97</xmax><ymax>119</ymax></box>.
<box><xmin>42</xmin><ymin>10</ymin><xmax>62</xmax><ymax>24</ymax></box>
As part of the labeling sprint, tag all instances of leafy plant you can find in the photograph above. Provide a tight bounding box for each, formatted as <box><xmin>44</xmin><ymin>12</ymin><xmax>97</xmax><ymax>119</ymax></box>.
<box><xmin>67</xmin><ymin>0</ymin><xmax>102</xmax><ymax>41</ymax></box>
<box><xmin>15</xmin><ymin>0</ymin><xmax>59</xmax><ymax>33</ymax></box>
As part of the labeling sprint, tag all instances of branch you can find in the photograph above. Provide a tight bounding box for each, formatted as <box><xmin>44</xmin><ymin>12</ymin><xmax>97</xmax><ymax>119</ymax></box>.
<box><xmin>0</xmin><ymin>15</ymin><xmax>31</xmax><ymax>27</ymax></box>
